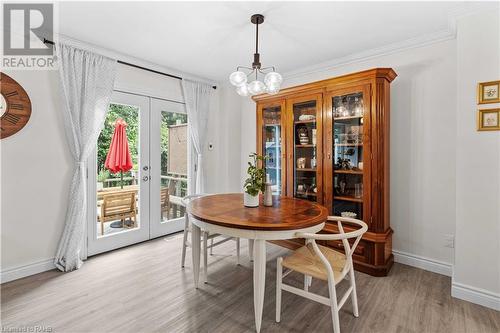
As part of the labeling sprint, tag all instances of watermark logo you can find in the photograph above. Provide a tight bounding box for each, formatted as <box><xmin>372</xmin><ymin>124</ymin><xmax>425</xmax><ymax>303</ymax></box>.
<box><xmin>2</xmin><ymin>3</ymin><xmax>56</xmax><ymax>69</ymax></box>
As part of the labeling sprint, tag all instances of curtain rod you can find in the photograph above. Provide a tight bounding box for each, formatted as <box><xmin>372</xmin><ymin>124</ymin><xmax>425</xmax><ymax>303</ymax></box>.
<box><xmin>43</xmin><ymin>39</ymin><xmax>216</xmax><ymax>90</ymax></box>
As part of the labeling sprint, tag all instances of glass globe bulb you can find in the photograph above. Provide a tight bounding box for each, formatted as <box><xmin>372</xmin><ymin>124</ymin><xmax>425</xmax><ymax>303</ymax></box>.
<box><xmin>266</xmin><ymin>83</ymin><xmax>280</xmax><ymax>95</ymax></box>
<box><xmin>248</xmin><ymin>80</ymin><xmax>266</xmax><ymax>95</ymax></box>
<box><xmin>236</xmin><ymin>84</ymin><xmax>249</xmax><ymax>97</ymax></box>
<box><xmin>229</xmin><ymin>71</ymin><xmax>247</xmax><ymax>87</ymax></box>
<box><xmin>264</xmin><ymin>72</ymin><xmax>283</xmax><ymax>85</ymax></box>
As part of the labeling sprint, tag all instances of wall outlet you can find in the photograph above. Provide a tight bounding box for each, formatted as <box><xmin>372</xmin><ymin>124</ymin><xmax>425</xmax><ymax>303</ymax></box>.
<box><xmin>444</xmin><ymin>234</ymin><xmax>455</xmax><ymax>248</ymax></box>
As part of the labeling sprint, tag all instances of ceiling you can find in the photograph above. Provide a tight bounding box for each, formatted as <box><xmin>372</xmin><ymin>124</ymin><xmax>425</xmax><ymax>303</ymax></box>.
<box><xmin>59</xmin><ymin>1</ymin><xmax>480</xmax><ymax>82</ymax></box>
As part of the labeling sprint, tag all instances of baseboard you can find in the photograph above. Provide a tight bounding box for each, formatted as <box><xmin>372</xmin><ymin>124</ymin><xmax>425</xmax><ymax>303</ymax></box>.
<box><xmin>452</xmin><ymin>282</ymin><xmax>500</xmax><ymax>311</ymax></box>
<box><xmin>1</xmin><ymin>258</ymin><xmax>56</xmax><ymax>284</ymax></box>
<box><xmin>393</xmin><ymin>249</ymin><xmax>453</xmax><ymax>277</ymax></box>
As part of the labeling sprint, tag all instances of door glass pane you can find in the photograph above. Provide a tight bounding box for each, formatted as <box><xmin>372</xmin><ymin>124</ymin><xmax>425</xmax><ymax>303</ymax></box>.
<box><xmin>333</xmin><ymin>92</ymin><xmax>364</xmax><ymax>219</ymax></box>
<box><xmin>262</xmin><ymin>105</ymin><xmax>282</xmax><ymax>195</ymax></box>
<box><xmin>160</xmin><ymin>111</ymin><xmax>188</xmax><ymax>223</ymax></box>
<box><xmin>293</xmin><ymin>100</ymin><xmax>318</xmax><ymax>201</ymax></box>
<box><xmin>96</xmin><ymin>103</ymin><xmax>140</xmax><ymax>237</ymax></box>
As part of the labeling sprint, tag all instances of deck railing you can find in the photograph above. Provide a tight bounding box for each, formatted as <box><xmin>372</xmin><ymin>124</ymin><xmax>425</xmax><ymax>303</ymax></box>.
<box><xmin>100</xmin><ymin>174</ymin><xmax>188</xmax><ymax>197</ymax></box>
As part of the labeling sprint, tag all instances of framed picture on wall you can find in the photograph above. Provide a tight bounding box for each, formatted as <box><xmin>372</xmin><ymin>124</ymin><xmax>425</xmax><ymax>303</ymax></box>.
<box><xmin>477</xmin><ymin>109</ymin><xmax>500</xmax><ymax>131</ymax></box>
<box><xmin>478</xmin><ymin>80</ymin><xmax>500</xmax><ymax>104</ymax></box>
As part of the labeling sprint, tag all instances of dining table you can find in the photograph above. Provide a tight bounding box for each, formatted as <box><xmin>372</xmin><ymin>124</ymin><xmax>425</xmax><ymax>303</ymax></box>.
<box><xmin>187</xmin><ymin>193</ymin><xmax>329</xmax><ymax>333</ymax></box>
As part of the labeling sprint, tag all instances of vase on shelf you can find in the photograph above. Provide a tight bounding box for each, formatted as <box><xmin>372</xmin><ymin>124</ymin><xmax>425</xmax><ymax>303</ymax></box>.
<box><xmin>297</xmin><ymin>126</ymin><xmax>309</xmax><ymax>145</ymax></box>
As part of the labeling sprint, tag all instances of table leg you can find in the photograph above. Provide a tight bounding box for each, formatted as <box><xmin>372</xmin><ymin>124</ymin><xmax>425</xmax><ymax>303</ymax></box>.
<box><xmin>253</xmin><ymin>239</ymin><xmax>266</xmax><ymax>333</ymax></box>
<box><xmin>191</xmin><ymin>223</ymin><xmax>201</xmax><ymax>289</ymax></box>
<box><xmin>248</xmin><ymin>239</ymin><xmax>254</xmax><ymax>262</ymax></box>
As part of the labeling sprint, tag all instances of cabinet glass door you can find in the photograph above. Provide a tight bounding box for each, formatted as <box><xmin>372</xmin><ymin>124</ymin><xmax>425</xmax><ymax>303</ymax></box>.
<box><xmin>288</xmin><ymin>94</ymin><xmax>322</xmax><ymax>202</ymax></box>
<box><xmin>329</xmin><ymin>87</ymin><xmax>370</xmax><ymax>220</ymax></box>
<box><xmin>260</xmin><ymin>102</ymin><xmax>285</xmax><ymax>195</ymax></box>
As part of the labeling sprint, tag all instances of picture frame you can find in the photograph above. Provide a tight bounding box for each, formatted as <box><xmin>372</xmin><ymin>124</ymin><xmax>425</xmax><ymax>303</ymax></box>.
<box><xmin>477</xmin><ymin>109</ymin><xmax>500</xmax><ymax>131</ymax></box>
<box><xmin>478</xmin><ymin>80</ymin><xmax>500</xmax><ymax>104</ymax></box>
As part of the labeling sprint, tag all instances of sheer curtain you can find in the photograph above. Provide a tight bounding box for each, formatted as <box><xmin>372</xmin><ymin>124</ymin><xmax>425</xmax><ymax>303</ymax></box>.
<box><xmin>182</xmin><ymin>80</ymin><xmax>212</xmax><ymax>194</ymax></box>
<box><xmin>54</xmin><ymin>43</ymin><xmax>117</xmax><ymax>271</ymax></box>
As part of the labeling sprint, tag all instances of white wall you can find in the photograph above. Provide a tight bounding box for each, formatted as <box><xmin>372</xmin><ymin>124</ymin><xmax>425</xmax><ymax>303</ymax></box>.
<box><xmin>238</xmin><ymin>40</ymin><xmax>458</xmax><ymax>266</ymax></box>
<box><xmin>0</xmin><ymin>62</ymin><xmax>225</xmax><ymax>280</ymax></box>
<box><xmin>1</xmin><ymin>69</ymin><xmax>71</xmax><ymax>274</ymax></box>
<box><xmin>453</xmin><ymin>10</ymin><xmax>500</xmax><ymax>307</ymax></box>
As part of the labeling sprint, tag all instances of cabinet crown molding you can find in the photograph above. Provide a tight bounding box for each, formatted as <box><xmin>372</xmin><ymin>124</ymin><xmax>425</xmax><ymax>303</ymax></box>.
<box><xmin>252</xmin><ymin>68</ymin><xmax>397</xmax><ymax>102</ymax></box>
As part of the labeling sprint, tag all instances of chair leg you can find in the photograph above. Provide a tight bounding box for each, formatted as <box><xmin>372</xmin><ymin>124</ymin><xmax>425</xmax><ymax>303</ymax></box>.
<box><xmin>181</xmin><ymin>215</ymin><xmax>189</xmax><ymax>268</ymax></box>
<box><xmin>276</xmin><ymin>257</ymin><xmax>283</xmax><ymax>323</ymax></box>
<box><xmin>304</xmin><ymin>275</ymin><xmax>311</xmax><ymax>292</ymax></box>
<box><xmin>349</xmin><ymin>265</ymin><xmax>359</xmax><ymax>317</ymax></box>
<box><xmin>210</xmin><ymin>237</ymin><xmax>214</xmax><ymax>255</ymax></box>
<box><xmin>328</xmin><ymin>278</ymin><xmax>341</xmax><ymax>333</ymax></box>
<box><xmin>203</xmin><ymin>231</ymin><xmax>208</xmax><ymax>283</ymax></box>
<box><xmin>236</xmin><ymin>238</ymin><xmax>240</xmax><ymax>265</ymax></box>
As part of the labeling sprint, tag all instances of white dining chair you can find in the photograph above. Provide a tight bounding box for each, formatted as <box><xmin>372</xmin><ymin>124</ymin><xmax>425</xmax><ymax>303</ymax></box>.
<box><xmin>275</xmin><ymin>216</ymin><xmax>368</xmax><ymax>333</ymax></box>
<box><xmin>180</xmin><ymin>194</ymin><xmax>240</xmax><ymax>283</ymax></box>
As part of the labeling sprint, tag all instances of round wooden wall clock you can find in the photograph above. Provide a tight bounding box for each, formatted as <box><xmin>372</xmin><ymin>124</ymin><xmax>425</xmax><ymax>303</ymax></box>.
<box><xmin>0</xmin><ymin>73</ymin><xmax>32</xmax><ymax>139</ymax></box>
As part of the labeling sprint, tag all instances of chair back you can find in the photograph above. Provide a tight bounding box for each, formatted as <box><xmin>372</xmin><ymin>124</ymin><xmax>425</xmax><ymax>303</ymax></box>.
<box><xmin>181</xmin><ymin>193</ymin><xmax>207</xmax><ymax>207</ymax></box>
<box><xmin>296</xmin><ymin>216</ymin><xmax>368</xmax><ymax>280</ymax></box>
<box><xmin>168</xmin><ymin>179</ymin><xmax>177</xmax><ymax>198</ymax></box>
<box><xmin>101</xmin><ymin>192</ymin><xmax>136</xmax><ymax>221</ymax></box>
<box><xmin>160</xmin><ymin>187</ymin><xmax>169</xmax><ymax>209</ymax></box>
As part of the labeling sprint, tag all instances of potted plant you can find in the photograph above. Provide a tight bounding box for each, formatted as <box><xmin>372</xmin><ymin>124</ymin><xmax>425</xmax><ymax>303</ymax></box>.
<box><xmin>243</xmin><ymin>153</ymin><xmax>266</xmax><ymax>207</ymax></box>
<box><xmin>97</xmin><ymin>169</ymin><xmax>109</xmax><ymax>191</ymax></box>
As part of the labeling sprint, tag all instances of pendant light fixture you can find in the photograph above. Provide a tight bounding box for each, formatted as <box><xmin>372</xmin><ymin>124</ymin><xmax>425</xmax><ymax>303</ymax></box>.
<box><xmin>229</xmin><ymin>14</ymin><xmax>282</xmax><ymax>97</ymax></box>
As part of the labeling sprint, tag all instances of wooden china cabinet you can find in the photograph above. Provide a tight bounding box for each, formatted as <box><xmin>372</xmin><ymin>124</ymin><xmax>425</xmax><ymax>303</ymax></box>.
<box><xmin>255</xmin><ymin>68</ymin><xmax>397</xmax><ymax>276</ymax></box>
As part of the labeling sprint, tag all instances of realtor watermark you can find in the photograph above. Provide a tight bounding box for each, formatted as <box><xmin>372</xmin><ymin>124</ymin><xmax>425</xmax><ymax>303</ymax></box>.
<box><xmin>1</xmin><ymin>326</ymin><xmax>53</xmax><ymax>333</ymax></box>
<box><xmin>2</xmin><ymin>2</ymin><xmax>57</xmax><ymax>69</ymax></box>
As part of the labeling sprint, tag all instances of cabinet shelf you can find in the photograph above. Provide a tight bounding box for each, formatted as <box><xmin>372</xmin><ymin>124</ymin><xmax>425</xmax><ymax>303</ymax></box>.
<box><xmin>296</xmin><ymin>191</ymin><xmax>317</xmax><ymax>197</ymax></box>
<box><xmin>335</xmin><ymin>143</ymin><xmax>363</xmax><ymax>147</ymax></box>
<box><xmin>334</xmin><ymin>195</ymin><xmax>363</xmax><ymax>203</ymax></box>
<box><xmin>295</xmin><ymin>144</ymin><xmax>316</xmax><ymax>148</ymax></box>
<box><xmin>294</xmin><ymin>120</ymin><xmax>316</xmax><ymax>124</ymax></box>
<box><xmin>296</xmin><ymin>168</ymin><xmax>317</xmax><ymax>172</ymax></box>
<box><xmin>334</xmin><ymin>115</ymin><xmax>363</xmax><ymax>120</ymax></box>
<box><xmin>334</xmin><ymin>169</ymin><xmax>363</xmax><ymax>175</ymax></box>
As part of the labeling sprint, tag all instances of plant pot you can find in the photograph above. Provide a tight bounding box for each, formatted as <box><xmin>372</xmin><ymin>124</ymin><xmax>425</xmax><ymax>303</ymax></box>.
<box><xmin>244</xmin><ymin>192</ymin><xmax>259</xmax><ymax>207</ymax></box>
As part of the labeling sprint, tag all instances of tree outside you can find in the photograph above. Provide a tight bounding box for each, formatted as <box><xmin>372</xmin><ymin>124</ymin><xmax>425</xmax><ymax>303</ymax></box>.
<box><xmin>97</xmin><ymin>104</ymin><xmax>188</xmax><ymax>194</ymax></box>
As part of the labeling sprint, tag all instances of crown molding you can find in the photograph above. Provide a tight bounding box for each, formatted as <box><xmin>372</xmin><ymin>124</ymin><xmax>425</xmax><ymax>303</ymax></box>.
<box><xmin>283</xmin><ymin>2</ymin><xmax>499</xmax><ymax>81</ymax></box>
<box><xmin>283</xmin><ymin>27</ymin><xmax>456</xmax><ymax>80</ymax></box>
<box><xmin>52</xmin><ymin>33</ymin><xmax>218</xmax><ymax>88</ymax></box>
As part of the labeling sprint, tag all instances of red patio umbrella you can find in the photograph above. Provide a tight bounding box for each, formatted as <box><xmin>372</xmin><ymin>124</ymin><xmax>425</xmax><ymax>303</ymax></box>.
<box><xmin>104</xmin><ymin>118</ymin><xmax>133</xmax><ymax>189</ymax></box>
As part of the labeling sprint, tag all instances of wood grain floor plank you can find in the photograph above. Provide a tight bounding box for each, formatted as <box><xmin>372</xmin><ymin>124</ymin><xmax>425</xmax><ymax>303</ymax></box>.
<box><xmin>2</xmin><ymin>233</ymin><xmax>499</xmax><ymax>332</ymax></box>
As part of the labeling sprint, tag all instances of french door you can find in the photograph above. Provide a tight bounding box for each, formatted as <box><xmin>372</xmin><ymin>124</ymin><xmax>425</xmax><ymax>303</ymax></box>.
<box><xmin>87</xmin><ymin>91</ymin><xmax>188</xmax><ymax>256</ymax></box>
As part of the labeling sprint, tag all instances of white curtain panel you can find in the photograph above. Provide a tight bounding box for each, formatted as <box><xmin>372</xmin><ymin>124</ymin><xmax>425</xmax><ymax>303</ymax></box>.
<box><xmin>54</xmin><ymin>43</ymin><xmax>117</xmax><ymax>272</ymax></box>
<box><xmin>182</xmin><ymin>80</ymin><xmax>212</xmax><ymax>194</ymax></box>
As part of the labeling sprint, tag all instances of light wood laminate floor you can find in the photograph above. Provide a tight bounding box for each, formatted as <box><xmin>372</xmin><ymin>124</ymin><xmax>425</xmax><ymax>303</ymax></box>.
<box><xmin>2</xmin><ymin>233</ymin><xmax>499</xmax><ymax>333</ymax></box>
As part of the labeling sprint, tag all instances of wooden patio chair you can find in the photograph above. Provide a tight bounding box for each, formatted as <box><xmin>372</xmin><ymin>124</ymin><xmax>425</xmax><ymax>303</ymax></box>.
<box><xmin>161</xmin><ymin>180</ymin><xmax>177</xmax><ymax>220</ymax></box>
<box><xmin>98</xmin><ymin>192</ymin><xmax>137</xmax><ymax>236</ymax></box>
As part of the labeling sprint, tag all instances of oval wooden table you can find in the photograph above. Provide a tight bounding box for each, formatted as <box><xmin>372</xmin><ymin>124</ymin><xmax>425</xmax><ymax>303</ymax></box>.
<box><xmin>187</xmin><ymin>193</ymin><xmax>328</xmax><ymax>333</ymax></box>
